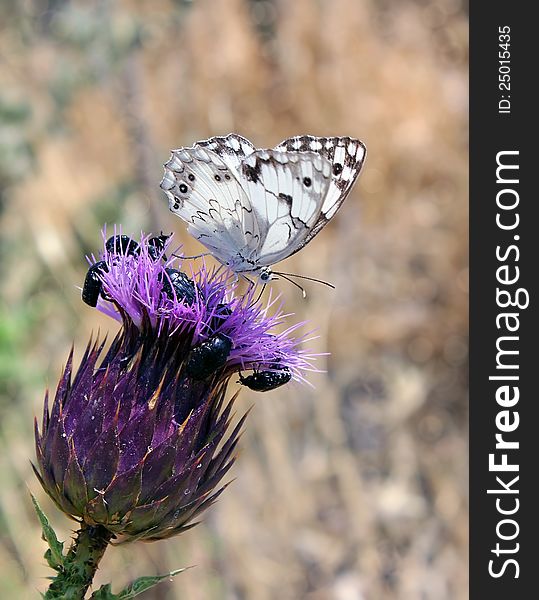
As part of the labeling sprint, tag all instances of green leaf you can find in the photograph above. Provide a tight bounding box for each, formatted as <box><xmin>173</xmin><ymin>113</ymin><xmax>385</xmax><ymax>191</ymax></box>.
<box><xmin>89</xmin><ymin>584</ymin><xmax>116</xmax><ymax>599</ymax></box>
<box><xmin>30</xmin><ymin>494</ymin><xmax>65</xmax><ymax>571</ymax></box>
<box><xmin>89</xmin><ymin>569</ymin><xmax>187</xmax><ymax>599</ymax></box>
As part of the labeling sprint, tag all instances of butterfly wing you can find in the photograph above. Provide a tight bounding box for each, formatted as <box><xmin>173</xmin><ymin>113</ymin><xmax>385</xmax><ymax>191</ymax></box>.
<box><xmin>237</xmin><ymin>149</ymin><xmax>332</xmax><ymax>266</ymax></box>
<box><xmin>160</xmin><ymin>139</ymin><xmax>261</xmax><ymax>268</ymax></box>
<box><xmin>194</xmin><ymin>133</ymin><xmax>257</xmax><ymax>172</ymax></box>
<box><xmin>161</xmin><ymin>134</ymin><xmax>366</xmax><ymax>274</ymax></box>
<box><xmin>274</xmin><ymin>135</ymin><xmax>366</xmax><ymax>241</ymax></box>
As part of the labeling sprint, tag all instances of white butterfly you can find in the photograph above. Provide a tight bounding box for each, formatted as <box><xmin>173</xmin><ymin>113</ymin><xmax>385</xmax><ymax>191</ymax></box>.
<box><xmin>160</xmin><ymin>134</ymin><xmax>366</xmax><ymax>286</ymax></box>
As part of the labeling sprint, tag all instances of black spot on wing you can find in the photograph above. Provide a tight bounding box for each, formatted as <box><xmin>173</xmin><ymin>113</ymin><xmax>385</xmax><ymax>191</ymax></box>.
<box><xmin>292</xmin><ymin>216</ymin><xmax>308</xmax><ymax>229</ymax></box>
<box><xmin>278</xmin><ymin>193</ymin><xmax>293</xmax><ymax>207</ymax></box>
<box><xmin>276</xmin><ymin>136</ymin><xmax>365</xmax><ymax>177</ymax></box>
<box><xmin>196</xmin><ymin>134</ymin><xmax>255</xmax><ymax>160</ymax></box>
<box><xmin>242</xmin><ymin>159</ymin><xmax>262</xmax><ymax>183</ymax></box>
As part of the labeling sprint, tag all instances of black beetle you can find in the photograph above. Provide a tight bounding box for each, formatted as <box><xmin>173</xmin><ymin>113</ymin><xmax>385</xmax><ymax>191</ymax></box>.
<box><xmin>81</xmin><ymin>260</ymin><xmax>109</xmax><ymax>307</ymax></box>
<box><xmin>84</xmin><ymin>235</ymin><xmax>173</xmax><ymax>308</ymax></box>
<box><xmin>210</xmin><ymin>303</ymin><xmax>233</xmax><ymax>331</ymax></box>
<box><xmin>105</xmin><ymin>234</ymin><xmax>171</xmax><ymax>262</ymax></box>
<box><xmin>238</xmin><ymin>366</ymin><xmax>292</xmax><ymax>392</ymax></box>
<box><xmin>147</xmin><ymin>234</ymin><xmax>171</xmax><ymax>261</ymax></box>
<box><xmin>105</xmin><ymin>235</ymin><xmax>140</xmax><ymax>256</ymax></box>
<box><xmin>160</xmin><ymin>268</ymin><xmax>198</xmax><ymax>305</ymax></box>
<box><xmin>185</xmin><ymin>333</ymin><xmax>233</xmax><ymax>380</ymax></box>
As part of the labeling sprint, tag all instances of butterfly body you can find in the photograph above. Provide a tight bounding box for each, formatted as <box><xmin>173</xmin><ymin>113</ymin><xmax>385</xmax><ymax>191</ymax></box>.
<box><xmin>161</xmin><ymin>134</ymin><xmax>366</xmax><ymax>281</ymax></box>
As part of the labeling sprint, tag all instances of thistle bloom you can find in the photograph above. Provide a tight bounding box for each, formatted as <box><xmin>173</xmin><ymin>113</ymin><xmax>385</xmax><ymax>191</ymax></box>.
<box><xmin>34</xmin><ymin>230</ymin><xmax>316</xmax><ymax>545</ymax></box>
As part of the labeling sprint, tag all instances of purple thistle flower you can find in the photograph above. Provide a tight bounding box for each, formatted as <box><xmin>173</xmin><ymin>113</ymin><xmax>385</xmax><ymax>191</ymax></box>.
<box><xmin>91</xmin><ymin>229</ymin><xmax>316</xmax><ymax>379</ymax></box>
<box><xmin>33</xmin><ymin>229</ymin><xmax>318</xmax><ymax>542</ymax></box>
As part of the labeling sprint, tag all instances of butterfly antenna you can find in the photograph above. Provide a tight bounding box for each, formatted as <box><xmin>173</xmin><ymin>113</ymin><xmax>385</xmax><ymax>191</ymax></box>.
<box><xmin>277</xmin><ymin>273</ymin><xmax>307</xmax><ymax>299</ymax></box>
<box><xmin>274</xmin><ymin>271</ymin><xmax>335</xmax><ymax>290</ymax></box>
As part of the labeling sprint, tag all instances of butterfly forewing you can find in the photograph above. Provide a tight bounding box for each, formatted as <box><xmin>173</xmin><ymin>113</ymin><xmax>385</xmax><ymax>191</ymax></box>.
<box><xmin>238</xmin><ymin>149</ymin><xmax>332</xmax><ymax>266</ymax></box>
<box><xmin>274</xmin><ymin>135</ymin><xmax>366</xmax><ymax>238</ymax></box>
<box><xmin>195</xmin><ymin>133</ymin><xmax>256</xmax><ymax>173</ymax></box>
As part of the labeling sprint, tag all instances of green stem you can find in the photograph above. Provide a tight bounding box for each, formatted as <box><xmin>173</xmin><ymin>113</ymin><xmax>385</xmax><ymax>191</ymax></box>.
<box><xmin>45</xmin><ymin>523</ymin><xmax>113</xmax><ymax>599</ymax></box>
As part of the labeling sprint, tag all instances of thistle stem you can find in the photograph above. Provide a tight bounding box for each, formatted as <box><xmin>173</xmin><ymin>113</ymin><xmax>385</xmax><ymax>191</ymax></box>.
<box><xmin>45</xmin><ymin>523</ymin><xmax>113</xmax><ymax>599</ymax></box>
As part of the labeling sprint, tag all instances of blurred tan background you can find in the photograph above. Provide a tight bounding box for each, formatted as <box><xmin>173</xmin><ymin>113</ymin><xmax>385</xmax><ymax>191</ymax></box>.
<box><xmin>0</xmin><ymin>0</ymin><xmax>468</xmax><ymax>598</ymax></box>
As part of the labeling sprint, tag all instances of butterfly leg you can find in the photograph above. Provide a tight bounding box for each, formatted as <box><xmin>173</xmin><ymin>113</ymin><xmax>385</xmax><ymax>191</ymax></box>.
<box><xmin>243</xmin><ymin>279</ymin><xmax>266</xmax><ymax>308</ymax></box>
<box><xmin>252</xmin><ymin>284</ymin><xmax>267</xmax><ymax>306</ymax></box>
<box><xmin>239</xmin><ymin>274</ymin><xmax>260</xmax><ymax>305</ymax></box>
<box><xmin>240</xmin><ymin>274</ymin><xmax>255</xmax><ymax>294</ymax></box>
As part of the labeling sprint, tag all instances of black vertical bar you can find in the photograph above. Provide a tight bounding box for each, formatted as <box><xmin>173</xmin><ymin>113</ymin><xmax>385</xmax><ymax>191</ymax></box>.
<box><xmin>470</xmin><ymin>1</ymin><xmax>536</xmax><ymax>597</ymax></box>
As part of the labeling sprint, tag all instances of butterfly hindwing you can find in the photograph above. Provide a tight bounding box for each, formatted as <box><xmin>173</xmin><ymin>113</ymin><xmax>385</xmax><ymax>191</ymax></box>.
<box><xmin>160</xmin><ymin>144</ymin><xmax>261</xmax><ymax>266</ymax></box>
